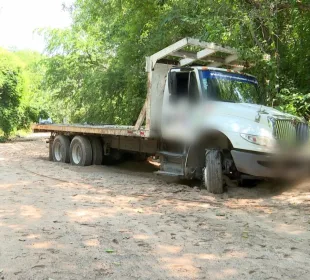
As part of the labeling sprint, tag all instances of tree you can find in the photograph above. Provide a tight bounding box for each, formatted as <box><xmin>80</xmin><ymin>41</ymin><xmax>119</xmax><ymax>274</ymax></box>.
<box><xmin>14</xmin><ymin>50</ymin><xmax>49</xmax><ymax>125</ymax></box>
<box><xmin>0</xmin><ymin>49</ymin><xmax>25</xmax><ymax>137</ymax></box>
<box><xmin>0</xmin><ymin>48</ymin><xmax>49</xmax><ymax>138</ymax></box>
<box><xmin>41</xmin><ymin>0</ymin><xmax>310</xmax><ymax>123</ymax></box>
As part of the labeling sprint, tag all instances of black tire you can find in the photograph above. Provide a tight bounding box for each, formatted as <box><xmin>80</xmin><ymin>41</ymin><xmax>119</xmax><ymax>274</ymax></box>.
<box><xmin>52</xmin><ymin>135</ymin><xmax>70</xmax><ymax>163</ymax></box>
<box><xmin>90</xmin><ymin>137</ymin><xmax>103</xmax><ymax>165</ymax></box>
<box><xmin>70</xmin><ymin>136</ymin><xmax>92</xmax><ymax>166</ymax></box>
<box><xmin>203</xmin><ymin>150</ymin><xmax>224</xmax><ymax>194</ymax></box>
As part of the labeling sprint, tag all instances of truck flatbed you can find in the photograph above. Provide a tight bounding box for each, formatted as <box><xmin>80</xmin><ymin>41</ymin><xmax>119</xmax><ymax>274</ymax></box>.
<box><xmin>32</xmin><ymin>124</ymin><xmax>149</xmax><ymax>138</ymax></box>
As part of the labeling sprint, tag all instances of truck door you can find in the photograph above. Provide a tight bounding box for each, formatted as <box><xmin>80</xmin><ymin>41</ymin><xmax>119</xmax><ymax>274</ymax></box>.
<box><xmin>161</xmin><ymin>70</ymin><xmax>201</xmax><ymax>142</ymax></box>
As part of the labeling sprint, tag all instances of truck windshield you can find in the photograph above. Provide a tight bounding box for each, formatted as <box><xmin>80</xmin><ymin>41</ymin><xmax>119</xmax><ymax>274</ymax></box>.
<box><xmin>199</xmin><ymin>70</ymin><xmax>259</xmax><ymax>104</ymax></box>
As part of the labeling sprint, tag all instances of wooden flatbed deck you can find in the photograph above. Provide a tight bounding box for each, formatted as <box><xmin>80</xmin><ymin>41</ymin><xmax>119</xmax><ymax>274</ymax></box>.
<box><xmin>32</xmin><ymin>124</ymin><xmax>150</xmax><ymax>138</ymax></box>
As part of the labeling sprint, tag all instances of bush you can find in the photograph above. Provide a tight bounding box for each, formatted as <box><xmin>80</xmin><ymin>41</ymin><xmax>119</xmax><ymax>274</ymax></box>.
<box><xmin>17</xmin><ymin>106</ymin><xmax>49</xmax><ymax>130</ymax></box>
<box><xmin>276</xmin><ymin>87</ymin><xmax>310</xmax><ymax>120</ymax></box>
<box><xmin>0</xmin><ymin>136</ymin><xmax>7</xmax><ymax>143</ymax></box>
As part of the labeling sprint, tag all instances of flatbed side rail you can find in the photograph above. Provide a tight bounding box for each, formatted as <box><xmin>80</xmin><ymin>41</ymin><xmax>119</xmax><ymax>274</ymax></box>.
<box><xmin>32</xmin><ymin>124</ymin><xmax>150</xmax><ymax>138</ymax></box>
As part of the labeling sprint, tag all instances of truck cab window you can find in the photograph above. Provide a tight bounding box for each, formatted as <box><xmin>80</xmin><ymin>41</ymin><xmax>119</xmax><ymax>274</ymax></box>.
<box><xmin>188</xmin><ymin>72</ymin><xmax>200</xmax><ymax>102</ymax></box>
<box><xmin>170</xmin><ymin>71</ymin><xmax>199</xmax><ymax>103</ymax></box>
<box><xmin>175</xmin><ymin>72</ymin><xmax>189</xmax><ymax>99</ymax></box>
<box><xmin>169</xmin><ymin>71</ymin><xmax>189</xmax><ymax>102</ymax></box>
<box><xmin>200</xmin><ymin>70</ymin><xmax>259</xmax><ymax>104</ymax></box>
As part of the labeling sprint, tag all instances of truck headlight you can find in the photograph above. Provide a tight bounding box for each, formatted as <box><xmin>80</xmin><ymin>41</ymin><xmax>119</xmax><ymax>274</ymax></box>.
<box><xmin>240</xmin><ymin>133</ymin><xmax>275</xmax><ymax>147</ymax></box>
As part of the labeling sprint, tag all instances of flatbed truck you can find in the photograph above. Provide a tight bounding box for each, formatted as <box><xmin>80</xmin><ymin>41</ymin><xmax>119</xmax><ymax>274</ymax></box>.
<box><xmin>33</xmin><ymin>38</ymin><xmax>310</xmax><ymax>193</ymax></box>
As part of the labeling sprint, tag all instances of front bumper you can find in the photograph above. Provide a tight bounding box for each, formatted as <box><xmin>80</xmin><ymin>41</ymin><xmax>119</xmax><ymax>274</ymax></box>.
<box><xmin>231</xmin><ymin>150</ymin><xmax>310</xmax><ymax>179</ymax></box>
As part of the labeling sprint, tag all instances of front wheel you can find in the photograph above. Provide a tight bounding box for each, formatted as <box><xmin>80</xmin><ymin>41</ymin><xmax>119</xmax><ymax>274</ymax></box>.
<box><xmin>203</xmin><ymin>150</ymin><xmax>224</xmax><ymax>194</ymax></box>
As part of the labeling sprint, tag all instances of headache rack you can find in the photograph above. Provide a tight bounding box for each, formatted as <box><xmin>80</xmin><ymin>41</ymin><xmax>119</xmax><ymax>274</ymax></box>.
<box><xmin>146</xmin><ymin>37</ymin><xmax>249</xmax><ymax>73</ymax></box>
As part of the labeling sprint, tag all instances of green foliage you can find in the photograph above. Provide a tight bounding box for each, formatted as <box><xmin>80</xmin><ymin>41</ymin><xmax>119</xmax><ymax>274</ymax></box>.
<box><xmin>277</xmin><ymin>87</ymin><xmax>310</xmax><ymax>120</ymax></box>
<box><xmin>17</xmin><ymin>105</ymin><xmax>49</xmax><ymax>130</ymax></box>
<box><xmin>0</xmin><ymin>136</ymin><xmax>7</xmax><ymax>143</ymax></box>
<box><xmin>0</xmin><ymin>48</ymin><xmax>48</xmax><ymax>138</ymax></box>
<box><xmin>0</xmin><ymin>49</ymin><xmax>25</xmax><ymax>137</ymax></box>
<box><xmin>41</xmin><ymin>0</ymin><xmax>310</xmax><ymax>124</ymax></box>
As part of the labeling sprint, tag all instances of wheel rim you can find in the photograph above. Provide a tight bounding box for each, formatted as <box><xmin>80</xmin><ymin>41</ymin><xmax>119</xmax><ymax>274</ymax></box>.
<box><xmin>72</xmin><ymin>143</ymin><xmax>82</xmax><ymax>164</ymax></box>
<box><xmin>54</xmin><ymin>142</ymin><xmax>62</xmax><ymax>161</ymax></box>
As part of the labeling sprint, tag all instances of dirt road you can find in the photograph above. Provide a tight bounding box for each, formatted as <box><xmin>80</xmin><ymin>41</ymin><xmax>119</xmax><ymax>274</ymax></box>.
<box><xmin>0</xmin><ymin>135</ymin><xmax>310</xmax><ymax>280</ymax></box>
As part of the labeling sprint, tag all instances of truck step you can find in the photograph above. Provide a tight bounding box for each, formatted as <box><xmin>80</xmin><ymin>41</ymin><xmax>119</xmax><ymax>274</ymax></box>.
<box><xmin>154</xmin><ymin>171</ymin><xmax>184</xmax><ymax>177</ymax></box>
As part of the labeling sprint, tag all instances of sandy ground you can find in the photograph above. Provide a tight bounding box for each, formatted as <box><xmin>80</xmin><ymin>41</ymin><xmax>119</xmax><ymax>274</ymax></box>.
<box><xmin>0</xmin><ymin>135</ymin><xmax>310</xmax><ymax>280</ymax></box>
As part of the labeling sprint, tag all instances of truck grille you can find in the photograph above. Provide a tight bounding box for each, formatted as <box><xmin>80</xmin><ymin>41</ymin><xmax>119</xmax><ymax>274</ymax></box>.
<box><xmin>274</xmin><ymin>119</ymin><xmax>309</xmax><ymax>145</ymax></box>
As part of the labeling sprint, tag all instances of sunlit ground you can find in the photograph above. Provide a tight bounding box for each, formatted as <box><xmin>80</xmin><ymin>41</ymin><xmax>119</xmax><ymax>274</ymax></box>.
<box><xmin>0</xmin><ymin>138</ymin><xmax>309</xmax><ymax>279</ymax></box>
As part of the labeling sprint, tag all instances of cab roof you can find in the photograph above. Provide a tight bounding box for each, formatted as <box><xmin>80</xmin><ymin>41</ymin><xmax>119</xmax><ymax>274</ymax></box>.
<box><xmin>170</xmin><ymin>66</ymin><xmax>256</xmax><ymax>79</ymax></box>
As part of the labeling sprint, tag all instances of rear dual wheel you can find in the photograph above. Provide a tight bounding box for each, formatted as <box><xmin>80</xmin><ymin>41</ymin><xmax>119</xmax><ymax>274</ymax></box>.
<box><xmin>52</xmin><ymin>135</ymin><xmax>70</xmax><ymax>163</ymax></box>
<box><xmin>89</xmin><ymin>137</ymin><xmax>103</xmax><ymax>165</ymax></box>
<box><xmin>70</xmin><ymin>136</ymin><xmax>92</xmax><ymax>166</ymax></box>
<box><xmin>52</xmin><ymin>135</ymin><xmax>102</xmax><ymax>166</ymax></box>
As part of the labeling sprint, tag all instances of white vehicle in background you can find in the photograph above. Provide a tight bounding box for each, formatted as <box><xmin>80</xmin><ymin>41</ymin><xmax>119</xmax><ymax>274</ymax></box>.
<box><xmin>33</xmin><ymin>38</ymin><xmax>310</xmax><ymax>194</ymax></box>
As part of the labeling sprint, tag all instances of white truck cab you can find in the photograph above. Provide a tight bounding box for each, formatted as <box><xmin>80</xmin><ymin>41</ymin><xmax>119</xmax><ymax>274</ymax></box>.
<box><xmin>146</xmin><ymin>38</ymin><xmax>310</xmax><ymax>193</ymax></box>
